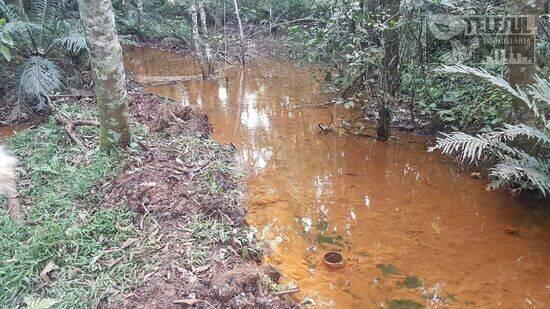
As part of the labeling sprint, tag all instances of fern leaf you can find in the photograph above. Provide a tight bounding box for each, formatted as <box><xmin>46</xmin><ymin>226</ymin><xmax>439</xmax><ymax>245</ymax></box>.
<box><xmin>429</xmin><ymin>132</ymin><xmax>493</xmax><ymax>163</ymax></box>
<box><xmin>54</xmin><ymin>33</ymin><xmax>86</xmax><ymax>54</ymax></box>
<box><xmin>490</xmin><ymin>160</ymin><xmax>550</xmax><ymax>197</ymax></box>
<box><xmin>486</xmin><ymin>124</ymin><xmax>550</xmax><ymax>145</ymax></box>
<box><xmin>16</xmin><ymin>55</ymin><xmax>62</xmax><ymax>109</ymax></box>
<box><xmin>0</xmin><ymin>0</ymin><xmax>20</xmax><ymax>21</ymax></box>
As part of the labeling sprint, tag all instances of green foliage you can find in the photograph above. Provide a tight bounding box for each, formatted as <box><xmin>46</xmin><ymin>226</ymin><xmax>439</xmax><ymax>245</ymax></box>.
<box><xmin>239</xmin><ymin>0</ymin><xmax>320</xmax><ymax>24</ymax></box>
<box><xmin>0</xmin><ymin>17</ymin><xmax>14</xmax><ymax>61</ymax></box>
<box><xmin>0</xmin><ymin>109</ymin><xmax>152</xmax><ymax>307</ymax></box>
<box><xmin>17</xmin><ymin>56</ymin><xmax>62</xmax><ymax>109</ymax></box>
<box><xmin>114</xmin><ymin>0</ymin><xmax>192</xmax><ymax>43</ymax></box>
<box><xmin>401</xmin><ymin>63</ymin><xmax>513</xmax><ymax>132</ymax></box>
<box><xmin>431</xmin><ymin>65</ymin><xmax>550</xmax><ymax>197</ymax></box>
<box><xmin>0</xmin><ymin>0</ymin><xmax>86</xmax><ymax>116</ymax></box>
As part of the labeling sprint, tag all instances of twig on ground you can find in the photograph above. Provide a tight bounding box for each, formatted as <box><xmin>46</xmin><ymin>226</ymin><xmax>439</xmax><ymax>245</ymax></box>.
<box><xmin>273</xmin><ymin>288</ymin><xmax>300</xmax><ymax>296</ymax></box>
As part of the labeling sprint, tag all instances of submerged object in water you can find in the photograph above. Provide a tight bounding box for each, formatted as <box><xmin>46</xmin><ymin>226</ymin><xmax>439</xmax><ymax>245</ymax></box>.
<box><xmin>323</xmin><ymin>251</ymin><xmax>344</xmax><ymax>269</ymax></box>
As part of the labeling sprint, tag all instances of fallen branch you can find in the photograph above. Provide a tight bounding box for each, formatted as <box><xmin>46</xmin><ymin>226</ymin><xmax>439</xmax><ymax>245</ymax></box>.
<box><xmin>133</xmin><ymin>74</ymin><xmax>203</xmax><ymax>85</ymax></box>
<box><xmin>53</xmin><ymin>114</ymin><xmax>100</xmax><ymax>148</ymax></box>
<box><xmin>273</xmin><ymin>288</ymin><xmax>300</xmax><ymax>296</ymax></box>
<box><xmin>49</xmin><ymin>94</ymin><xmax>95</xmax><ymax>99</ymax></box>
<box><xmin>318</xmin><ymin>115</ymin><xmax>334</xmax><ymax>132</ymax></box>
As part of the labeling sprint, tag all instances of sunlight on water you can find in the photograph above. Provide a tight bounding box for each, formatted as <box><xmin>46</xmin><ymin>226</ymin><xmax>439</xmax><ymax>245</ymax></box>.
<box><xmin>125</xmin><ymin>47</ymin><xmax>550</xmax><ymax>308</ymax></box>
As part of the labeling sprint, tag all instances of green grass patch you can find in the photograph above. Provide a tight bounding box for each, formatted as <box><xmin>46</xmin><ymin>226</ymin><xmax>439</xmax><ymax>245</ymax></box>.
<box><xmin>376</xmin><ymin>263</ymin><xmax>400</xmax><ymax>276</ymax></box>
<box><xmin>387</xmin><ymin>299</ymin><xmax>424</xmax><ymax>309</ymax></box>
<box><xmin>400</xmin><ymin>276</ymin><xmax>422</xmax><ymax>289</ymax></box>
<box><xmin>0</xmin><ymin>111</ymin><xmax>152</xmax><ymax>307</ymax></box>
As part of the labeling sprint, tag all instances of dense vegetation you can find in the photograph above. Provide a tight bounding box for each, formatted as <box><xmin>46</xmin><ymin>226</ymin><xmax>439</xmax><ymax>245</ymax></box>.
<box><xmin>0</xmin><ymin>0</ymin><xmax>548</xmax><ymax>306</ymax></box>
<box><xmin>0</xmin><ymin>1</ymin><xmax>547</xmax><ymax>195</ymax></box>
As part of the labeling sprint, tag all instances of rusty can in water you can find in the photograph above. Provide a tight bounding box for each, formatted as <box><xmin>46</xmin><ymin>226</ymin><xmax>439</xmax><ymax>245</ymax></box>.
<box><xmin>323</xmin><ymin>251</ymin><xmax>344</xmax><ymax>269</ymax></box>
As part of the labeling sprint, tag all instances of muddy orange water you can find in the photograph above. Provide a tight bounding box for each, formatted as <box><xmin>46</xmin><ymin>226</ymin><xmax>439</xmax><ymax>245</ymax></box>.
<box><xmin>0</xmin><ymin>125</ymin><xmax>26</xmax><ymax>138</ymax></box>
<box><xmin>125</xmin><ymin>47</ymin><xmax>550</xmax><ymax>308</ymax></box>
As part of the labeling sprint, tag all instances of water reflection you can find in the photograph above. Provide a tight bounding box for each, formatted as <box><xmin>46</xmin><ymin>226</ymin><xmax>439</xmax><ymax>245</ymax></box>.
<box><xmin>125</xmin><ymin>47</ymin><xmax>550</xmax><ymax>308</ymax></box>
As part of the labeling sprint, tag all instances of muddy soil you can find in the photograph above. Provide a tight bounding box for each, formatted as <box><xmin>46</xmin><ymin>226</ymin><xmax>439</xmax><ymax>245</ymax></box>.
<box><xmin>107</xmin><ymin>89</ymin><xmax>296</xmax><ymax>308</ymax></box>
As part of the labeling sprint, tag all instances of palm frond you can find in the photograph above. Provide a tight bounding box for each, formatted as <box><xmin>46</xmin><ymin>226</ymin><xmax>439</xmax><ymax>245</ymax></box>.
<box><xmin>29</xmin><ymin>0</ymin><xmax>61</xmax><ymax>50</ymax></box>
<box><xmin>54</xmin><ymin>33</ymin><xmax>86</xmax><ymax>53</ymax></box>
<box><xmin>3</xmin><ymin>21</ymin><xmax>39</xmax><ymax>34</ymax></box>
<box><xmin>16</xmin><ymin>55</ymin><xmax>62</xmax><ymax>109</ymax></box>
<box><xmin>429</xmin><ymin>132</ymin><xmax>492</xmax><ymax>163</ymax></box>
<box><xmin>0</xmin><ymin>0</ymin><xmax>20</xmax><ymax>21</ymax></box>
<box><xmin>486</xmin><ymin>124</ymin><xmax>550</xmax><ymax>145</ymax></box>
<box><xmin>432</xmin><ymin>65</ymin><xmax>550</xmax><ymax>197</ymax></box>
<box><xmin>490</xmin><ymin>159</ymin><xmax>550</xmax><ymax>197</ymax></box>
<box><xmin>436</xmin><ymin>65</ymin><xmax>530</xmax><ymax>104</ymax></box>
<box><xmin>53</xmin><ymin>20</ymin><xmax>86</xmax><ymax>54</ymax></box>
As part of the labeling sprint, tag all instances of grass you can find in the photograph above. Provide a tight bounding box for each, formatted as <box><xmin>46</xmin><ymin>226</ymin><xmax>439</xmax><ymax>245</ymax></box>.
<box><xmin>0</xmin><ymin>103</ymin><xmax>263</xmax><ymax>307</ymax></box>
<box><xmin>0</xmin><ymin>105</ymin><xmax>154</xmax><ymax>308</ymax></box>
<box><xmin>185</xmin><ymin>215</ymin><xmax>263</xmax><ymax>267</ymax></box>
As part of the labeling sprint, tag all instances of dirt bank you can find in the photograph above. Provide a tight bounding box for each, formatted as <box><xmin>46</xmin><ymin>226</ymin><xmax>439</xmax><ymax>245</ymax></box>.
<box><xmin>107</xmin><ymin>88</ymin><xmax>297</xmax><ymax>308</ymax></box>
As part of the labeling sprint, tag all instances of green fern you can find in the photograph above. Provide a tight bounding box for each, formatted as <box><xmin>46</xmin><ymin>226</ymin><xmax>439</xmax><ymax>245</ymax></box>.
<box><xmin>0</xmin><ymin>0</ymin><xmax>85</xmax><ymax>117</ymax></box>
<box><xmin>431</xmin><ymin>65</ymin><xmax>550</xmax><ymax>197</ymax></box>
<box><xmin>16</xmin><ymin>56</ymin><xmax>62</xmax><ymax>110</ymax></box>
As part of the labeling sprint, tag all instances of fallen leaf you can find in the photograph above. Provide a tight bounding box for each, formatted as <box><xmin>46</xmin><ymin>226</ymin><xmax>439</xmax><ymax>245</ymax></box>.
<box><xmin>99</xmin><ymin>258</ymin><xmax>121</xmax><ymax>268</ymax></box>
<box><xmin>194</xmin><ymin>265</ymin><xmax>210</xmax><ymax>273</ymax></box>
<box><xmin>40</xmin><ymin>261</ymin><xmax>57</xmax><ymax>284</ymax></box>
<box><xmin>121</xmin><ymin>238</ymin><xmax>140</xmax><ymax>249</ymax></box>
<box><xmin>470</xmin><ymin>172</ymin><xmax>482</xmax><ymax>179</ymax></box>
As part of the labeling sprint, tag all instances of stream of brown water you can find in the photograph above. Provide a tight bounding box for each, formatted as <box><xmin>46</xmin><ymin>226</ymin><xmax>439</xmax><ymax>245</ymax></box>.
<box><xmin>0</xmin><ymin>125</ymin><xmax>27</xmax><ymax>139</ymax></box>
<box><xmin>125</xmin><ymin>47</ymin><xmax>550</xmax><ymax>308</ymax></box>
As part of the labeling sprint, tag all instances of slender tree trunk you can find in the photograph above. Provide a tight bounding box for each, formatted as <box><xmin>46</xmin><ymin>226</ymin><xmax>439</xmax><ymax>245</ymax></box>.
<box><xmin>199</xmin><ymin>2</ymin><xmax>215</xmax><ymax>76</ymax></box>
<box><xmin>377</xmin><ymin>0</ymin><xmax>400</xmax><ymax>141</ymax></box>
<box><xmin>77</xmin><ymin>0</ymin><xmax>131</xmax><ymax>150</ymax></box>
<box><xmin>507</xmin><ymin>0</ymin><xmax>544</xmax><ymax>125</ymax></box>
<box><xmin>136</xmin><ymin>0</ymin><xmax>144</xmax><ymax>28</ymax></box>
<box><xmin>269</xmin><ymin>1</ymin><xmax>273</xmax><ymax>38</ymax></box>
<box><xmin>191</xmin><ymin>2</ymin><xmax>209</xmax><ymax>79</ymax></box>
<box><xmin>233</xmin><ymin>0</ymin><xmax>245</xmax><ymax>66</ymax></box>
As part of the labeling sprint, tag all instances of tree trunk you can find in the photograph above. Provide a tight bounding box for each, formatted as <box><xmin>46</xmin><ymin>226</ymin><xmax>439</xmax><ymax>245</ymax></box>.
<box><xmin>269</xmin><ymin>1</ymin><xmax>273</xmax><ymax>38</ymax></box>
<box><xmin>199</xmin><ymin>2</ymin><xmax>215</xmax><ymax>76</ymax></box>
<box><xmin>77</xmin><ymin>0</ymin><xmax>131</xmax><ymax>150</ymax></box>
<box><xmin>507</xmin><ymin>0</ymin><xmax>544</xmax><ymax>125</ymax></box>
<box><xmin>377</xmin><ymin>0</ymin><xmax>400</xmax><ymax>141</ymax></box>
<box><xmin>233</xmin><ymin>0</ymin><xmax>245</xmax><ymax>66</ymax></box>
<box><xmin>191</xmin><ymin>2</ymin><xmax>209</xmax><ymax>79</ymax></box>
<box><xmin>136</xmin><ymin>0</ymin><xmax>144</xmax><ymax>28</ymax></box>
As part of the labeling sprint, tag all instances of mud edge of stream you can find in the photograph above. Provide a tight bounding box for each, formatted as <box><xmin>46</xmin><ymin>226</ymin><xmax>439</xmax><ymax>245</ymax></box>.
<box><xmin>107</xmin><ymin>83</ymin><xmax>298</xmax><ymax>308</ymax></box>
